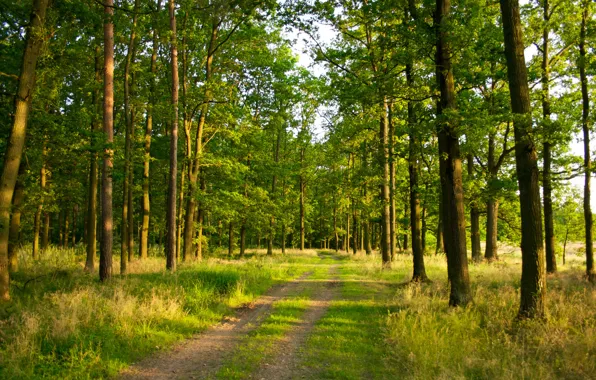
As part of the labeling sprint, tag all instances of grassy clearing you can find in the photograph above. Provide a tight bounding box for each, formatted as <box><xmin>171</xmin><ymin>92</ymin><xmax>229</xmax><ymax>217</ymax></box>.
<box><xmin>323</xmin><ymin>250</ymin><xmax>596</xmax><ymax>380</ymax></box>
<box><xmin>0</xmin><ymin>246</ymin><xmax>315</xmax><ymax>379</ymax></box>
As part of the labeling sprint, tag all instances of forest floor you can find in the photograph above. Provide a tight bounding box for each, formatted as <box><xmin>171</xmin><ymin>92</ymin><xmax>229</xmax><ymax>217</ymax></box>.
<box><xmin>1</xmin><ymin>245</ymin><xmax>595</xmax><ymax>379</ymax></box>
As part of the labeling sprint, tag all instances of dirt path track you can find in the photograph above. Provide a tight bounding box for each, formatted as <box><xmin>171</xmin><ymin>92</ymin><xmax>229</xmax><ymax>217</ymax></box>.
<box><xmin>119</xmin><ymin>271</ymin><xmax>314</xmax><ymax>380</ymax></box>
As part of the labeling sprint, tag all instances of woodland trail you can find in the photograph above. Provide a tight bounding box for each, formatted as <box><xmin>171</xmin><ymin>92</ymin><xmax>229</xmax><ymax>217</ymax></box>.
<box><xmin>119</xmin><ymin>253</ymin><xmax>344</xmax><ymax>380</ymax></box>
<box><xmin>249</xmin><ymin>264</ymin><xmax>340</xmax><ymax>380</ymax></box>
<box><xmin>119</xmin><ymin>270</ymin><xmax>317</xmax><ymax>380</ymax></box>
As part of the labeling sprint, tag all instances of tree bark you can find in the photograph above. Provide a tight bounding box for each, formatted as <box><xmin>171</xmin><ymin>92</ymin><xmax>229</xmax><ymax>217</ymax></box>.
<box><xmin>140</xmin><ymin>1</ymin><xmax>160</xmax><ymax>260</ymax></box>
<box><xmin>579</xmin><ymin>0</ymin><xmax>594</xmax><ymax>282</ymax></box>
<box><xmin>33</xmin><ymin>143</ymin><xmax>46</xmax><ymax>259</ymax></box>
<box><xmin>8</xmin><ymin>164</ymin><xmax>25</xmax><ymax>272</ymax></box>
<box><xmin>86</xmin><ymin>47</ymin><xmax>101</xmax><ymax>271</ymax></box>
<box><xmin>0</xmin><ymin>0</ymin><xmax>49</xmax><ymax>300</ymax></box>
<box><xmin>500</xmin><ymin>0</ymin><xmax>546</xmax><ymax>318</ymax></box>
<box><xmin>380</xmin><ymin>99</ymin><xmax>391</xmax><ymax>268</ymax></box>
<box><xmin>435</xmin><ymin>0</ymin><xmax>472</xmax><ymax>306</ymax></box>
<box><xmin>165</xmin><ymin>0</ymin><xmax>179</xmax><ymax>272</ymax></box>
<box><xmin>467</xmin><ymin>155</ymin><xmax>481</xmax><ymax>262</ymax></box>
<box><xmin>541</xmin><ymin>0</ymin><xmax>556</xmax><ymax>274</ymax></box>
<box><xmin>99</xmin><ymin>0</ymin><xmax>115</xmax><ymax>282</ymax></box>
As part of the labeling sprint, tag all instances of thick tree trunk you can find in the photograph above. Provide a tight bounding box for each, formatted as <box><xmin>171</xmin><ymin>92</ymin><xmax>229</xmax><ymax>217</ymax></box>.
<box><xmin>485</xmin><ymin>199</ymin><xmax>499</xmax><ymax>260</ymax></box>
<box><xmin>580</xmin><ymin>1</ymin><xmax>594</xmax><ymax>282</ymax></box>
<box><xmin>500</xmin><ymin>0</ymin><xmax>546</xmax><ymax>318</ymax></box>
<box><xmin>0</xmin><ymin>0</ymin><xmax>49</xmax><ymax>300</ymax></box>
<box><xmin>100</xmin><ymin>0</ymin><xmax>115</xmax><ymax>282</ymax></box>
<box><xmin>165</xmin><ymin>0</ymin><xmax>179</xmax><ymax>272</ymax></box>
<box><xmin>435</xmin><ymin>200</ymin><xmax>444</xmax><ymax>255</ymax></box>
<box><xmin>436</xmin><ymin>0</ymin><xmax>472</xmax><ymax>306</ymax></box>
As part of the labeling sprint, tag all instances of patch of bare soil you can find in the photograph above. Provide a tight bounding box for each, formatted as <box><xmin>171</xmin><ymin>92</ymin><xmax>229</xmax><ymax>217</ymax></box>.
<box><xmin>250</xmin><ymin>265</ymin><xmax>340</xmax><ymax>380</ymax></box>
<box><xmin>118</xmin><ymin>271</ymin><xmax>314</xmax><ymax>380</ymax></box>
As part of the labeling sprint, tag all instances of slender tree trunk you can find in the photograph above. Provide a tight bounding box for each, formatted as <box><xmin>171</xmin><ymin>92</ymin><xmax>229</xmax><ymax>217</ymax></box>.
<box><xmin>408</xmin><ymin>65</ymin><xmax>428</xmax><ymax>280</ymax></box>
<box><xmin>0</xmin><ymin>0</ymin><xmax>49</xmax><ymax>300</ymax></box>
<box><xmin>500</xmin><ymin>0</ymin><xmax>546</xmax><ymax>318</ymax></box>
<box><xmin>33</xmin><ymin>143</ymin><xmax>47</xmax><ymax>259</ymax></box>
<box><xmin>541</xmin><ymin>0</ymin><xmax>556</xmax><ymax>274</ymax></box>
<box><xmin>42</xmin><ymin>212</ymin><xmax>49</xmax><ymax>250</ymax></box>
<box><xmin>228</xmin><ymin>221</ymin><xmax>234</xmax><ymax>256</ymax></box>
<box><xmin>436</xmin><ymin>0</ymin><xmax>472</xmax><ymax>306</ymax></box>
<box><xmin>100</xmin><ymin>0</ymin><xmax>115</xmax><ymax>282</ymax></box>
<box><xmin>388</xmin><ymin>104</ymin><xmax>396</xmax><ymax>260</ymax></box>
<box><xmin>467</xmin><ymin>155</ymin><xmax>481</xmax><ymax>262</ymax></box>
<box><xmin>579</xmin><ymin>0</ymin><xmax>594</xmax><ymax>282</ymax></box>
<box><xmin>141</xmin><ymin>3</ymin><xmax>160</xmax><ymax>260</ymax></box>
<box><xmin>196</xmin><ymin>177</ymin><xmax>206</xmax><ymax>259</ymax></box>
<box><xmin>435</xmin><ymin>200</ymin><xmax>444</xmax><ymax>255</ymax></box>
<box><xmin>165</xmin><ymin>0</ymin><xmax>179</xmax><ymax>272</ymax></box>
<box><xmin>86</xmin><ymin>48</ymin><xmax>100</xmax><ymax>270</ymax></box>
<box><xmin>8</xmin><ymin>164</ymin><xmax>25</xmax><ymax>272</ymax></box>
<box><xmin>268</xmin><ymin>125</ymin><xmax>281</xmax><ymax>256</ymax></box>
<box><xmin>183</xmin><ymin>22</ymin><xmax>216</xmax><ymax>260</ymax></box>
<box><xmin>380</xmin><ymin>98</ymin><xmax>391</xmax><ymax>268</ymax></box>
<box><xmin>485</xmin><ymin>132</ymin><xmax>499</xmax><ymax>261</ymax></box>
<box><xmin>333</xmin><ymin>201</ymin><xmax>338</xmax><ymax>252</ymax></box>
<box><xmin>240</xmin><ymin>222</ymin><xmax>246</xmax><ymax>257</ymax></box>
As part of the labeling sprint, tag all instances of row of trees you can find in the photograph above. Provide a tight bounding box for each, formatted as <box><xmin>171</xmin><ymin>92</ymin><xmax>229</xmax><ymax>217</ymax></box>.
<box><xmin>0</xmin><ymin>0</ymin><xmax>594</xmax><ymax>320</ymax></box>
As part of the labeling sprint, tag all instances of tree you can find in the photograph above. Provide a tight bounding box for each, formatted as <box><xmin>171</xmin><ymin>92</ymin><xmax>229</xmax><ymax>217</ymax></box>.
<box><xmin>500</xmin><ymin>0</ymin><xmax>546</xmax><ymax>318</ymax></box>
<box><xmin>100</xmin><ymin>0</ymin><xmax>115</xmax><ymax>282</ymax></box>
<box><xmin>435</xmin><ymin>0</ymin><xmax>472</xmax><ymax>306</ymax></box>
<box><xmin>165</xmin><ymin>0</ymin><xmax>179</xmax><ymax>272</ymax></box>
<box><xmin>0</xmin><ymin>0</ymin><xmax>50</xmax><ymax>300</ymax></box>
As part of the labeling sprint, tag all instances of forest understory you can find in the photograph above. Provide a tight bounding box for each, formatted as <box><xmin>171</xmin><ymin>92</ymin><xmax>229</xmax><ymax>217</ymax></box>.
<box><xmin>0</xmin><ymin>246</ymin><xmax>594</xmax><ymax>379</ymax></box>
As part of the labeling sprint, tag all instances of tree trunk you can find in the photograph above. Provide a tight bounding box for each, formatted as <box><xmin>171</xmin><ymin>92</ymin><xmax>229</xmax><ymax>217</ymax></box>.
<box><xmin>86</xmin><ymin>47</ymin><xmax>100</xmax><ymax>270</ymax></box>
<box><xmin>579</xmin><ymin>0</ymin><xmax>594</xmax><ymax>282</ymax></box>
<box><xmin>165</xmin><ymin>0</ymin><xmax>179</xmax><ymax>272</ymax></box>
<box><xmin>42</xmin><ymin>212</ymin><xmax>50</xmax><ymax>250</ymax></box>
<box><xmin>228</xmin><ymin>221</ymin><xmax>234</xmax><ymax>256</ymax></box>
<box><xmin>388</xmin><ymin>104</ymin><xmax>396</xmax><ymax>260</ymax></box>
<box><xmin>380</xmin><ymin>98</ymin><xmax>391</xmax><ymax>268</ymax></box>
<box><xmin>268</xmin><ymin>125</ymin><xmax>281</xmax><ymax>256</ymax></box>
<box><xmin>435</xmin><ymin>200</ymin><xmax>444</xmax><ymax>255</ymax></box>
<box><xmin>141</xmin><ymin>3</ymin><xmax>160</xmax><ymax>260</ymax></box>
<box><xmin>99</xmin><ymin>0</ymin><xmax>115</xmax><ymax>281</ymax></box>
<box><xmin>0</xmin><ymin>0</ymin><xmax>49</xmax><ymax>300</ymax></box>
<box><xmin>467</xmin><ymin>155</ymin><xmax>481</xmax><ymax>262</ymax></box>
<box><xmin>33</xmin><ymin>144</ymin><xmax>46</xmax><ymax>259</ymax></box>
<box><xmin>500</xmin><ymin>0</ymin><xmax>546</xmax><ymax>318</ymax></box>
<box><xmin>436</xmin><ymin>0</ymin><xmax>472</xmax><ymax>306</ymax></box>
<box><xmin>8</xmin><ymin>164</ymin><xmax>25</xmax><ymax>272</ymax></box>
<box><xmin>183</xmin><ymin>22</ymin><xmax>216</xmax><ymax>260</ymax></box>
<box><xmin>240</xmin><ymin>222</ymin><xmax>246</xmax><ymax>257</ymax></box>
<box><xmin>541</xmin><ymin>0</ymin><xmax>556</xmax><ymax>274</ymax></box>
<box><xmin>408</xmin><ymin>65</ymin><xmax>428</xmax><ymax>280</ymax></box>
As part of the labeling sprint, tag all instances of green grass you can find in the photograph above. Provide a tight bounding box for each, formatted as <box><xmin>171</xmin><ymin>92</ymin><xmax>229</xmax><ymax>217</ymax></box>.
<box><xmin>2</xmin><ymin>245</ymin><xmax>594</xmax><ymax>379</ymax></box>
<box><xmin>0</xmin><ymin>246</ymin><xmax>316</xmax><ymax>379</ymax></box>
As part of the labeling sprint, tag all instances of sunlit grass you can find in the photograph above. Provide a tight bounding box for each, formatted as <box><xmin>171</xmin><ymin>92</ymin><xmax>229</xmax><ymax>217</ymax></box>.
<box><xmin>0</xmin><ymin>245</ymin><xmax>310</xmax><ymax>379</ymax></box>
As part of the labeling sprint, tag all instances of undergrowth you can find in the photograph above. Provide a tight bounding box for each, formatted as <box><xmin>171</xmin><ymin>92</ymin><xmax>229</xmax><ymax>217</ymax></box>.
<box><xmin>0</xmin><ymin>246</ymin><xmax>310</xmax><ymax>379</ymax></box>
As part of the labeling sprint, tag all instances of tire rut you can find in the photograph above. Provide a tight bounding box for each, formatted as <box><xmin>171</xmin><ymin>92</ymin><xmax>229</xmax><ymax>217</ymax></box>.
<box><xmin>118</xmin><ymin>270</ymin><xmax>314</xmax><ymax>380</ymax></box>
<box><xmin>250</xmin><ymin>265</ymin><xmax>341</xmax><ymax>380</ymax></box>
